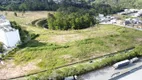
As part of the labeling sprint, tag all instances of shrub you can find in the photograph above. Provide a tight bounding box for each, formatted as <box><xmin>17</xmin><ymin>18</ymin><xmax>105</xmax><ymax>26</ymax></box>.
<box><xmin>0</xmin><ymin>42</ymin><xmax>4</xmax><ymax>53</ymax></box>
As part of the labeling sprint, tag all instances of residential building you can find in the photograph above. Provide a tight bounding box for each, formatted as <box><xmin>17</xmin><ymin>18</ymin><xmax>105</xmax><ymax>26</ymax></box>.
<box><xmin>0</xmin><ymin>15</ymin><xmax>21</xmax><ymax>49</ymax></box>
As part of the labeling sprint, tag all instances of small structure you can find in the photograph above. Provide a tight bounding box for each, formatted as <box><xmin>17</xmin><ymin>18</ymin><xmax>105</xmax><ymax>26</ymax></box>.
<box><xmin>0</xmin><ymin>15</ymin><xmax>21</xmax><ymax>49</ymax></box>
<box><xmin>123</xmin><ymin>18</ymin><xmax>142</xmax><ymax>28</ymax></box>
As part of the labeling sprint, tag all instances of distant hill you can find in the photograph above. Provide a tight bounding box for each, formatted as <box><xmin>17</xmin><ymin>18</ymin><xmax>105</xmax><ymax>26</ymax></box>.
<box><xmin>0</xmin><ymin>0</ymin><xmax>140</xmax><ymax>11</ymax></box>
<box><xmin>93</xmin><ymin>0</ymin><xmax>142</xmax><ymax>9</ymax></box>
<box><xmin>0</xmin><ymin>0</ymin><xmax>96</xmax><ymax>11</ymax></box>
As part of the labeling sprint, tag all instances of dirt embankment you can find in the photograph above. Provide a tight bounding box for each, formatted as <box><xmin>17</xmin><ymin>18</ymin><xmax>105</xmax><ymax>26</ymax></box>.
<box><xmin>0</xmin><ymin>60</ymin><xmax>40</xmax><ymax>79</ymax></box>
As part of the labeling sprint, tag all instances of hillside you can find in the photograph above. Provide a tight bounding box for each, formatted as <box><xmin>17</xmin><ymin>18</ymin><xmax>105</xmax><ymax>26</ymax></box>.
<box><xmin>0</xmin><ymin>8</ymin><xmax>141</xmax><ymax>79</ymax></box>
<box><xmin>94</xmin><ymin>0</ymin><xmax>142</xmax><ymax>9</ymax></box>
<box><xmin>1</xmin><ymin>11</ymin><xmax>142</xmax><ymax>79</ymax></box>
<box><xmin>0</xmin><ymin>0</ymin><xmax>141</xmax><ymax>9</ymax></box>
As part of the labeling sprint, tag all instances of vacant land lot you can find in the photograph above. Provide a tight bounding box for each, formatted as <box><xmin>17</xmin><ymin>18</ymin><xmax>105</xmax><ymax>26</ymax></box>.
<box><xmin>12</xmin><ymin>24</ymin><xmax>142</xmax><ymax>67</ymax></box>
<box><xmin>0</xmin><ymin>11</ymin><xmax>142</xmax><ymax>79</ymax></box>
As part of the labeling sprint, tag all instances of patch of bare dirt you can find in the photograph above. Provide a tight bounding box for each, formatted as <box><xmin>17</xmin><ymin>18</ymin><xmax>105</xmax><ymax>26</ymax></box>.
<box><xmin>49</xmin><ymin>34</ymin><xmax>85</xmax><ymax>43</ymax></box>
<box><xmin>136</xmin><ymin>38</ymin><xmax>142</xmax><ymax>42</ymax></box>
<box><xmin>0</xmin><ymin>60</ymin><xmax>40</xmax><ymax>79</ymax></box>
<box><xmin>61</xmin><ymin>55</ymin><xmax>72</xmax><ymax>59</ymax></box>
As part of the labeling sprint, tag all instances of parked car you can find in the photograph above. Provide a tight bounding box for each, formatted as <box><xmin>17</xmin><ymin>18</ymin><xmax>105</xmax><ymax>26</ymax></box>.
<box><xmin>113</xmin><ymin>60</ymin><xmax>130</xmax><ymax>69</ymax></box>
<box><xmin>64</xmin><ymin>75</ymin><xmax>77</xmax><ymax>80</ymax></box>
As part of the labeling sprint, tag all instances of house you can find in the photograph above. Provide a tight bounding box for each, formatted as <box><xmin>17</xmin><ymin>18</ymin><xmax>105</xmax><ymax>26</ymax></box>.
<box><xmin>123</xmin><ymin>18</ymin><xmax>142</xmax><ymax>29</ymax></box>
<box><xmin>0</xmin><ymin>15</ymin><xmax>21</xmax><ymax>49</ymax></box>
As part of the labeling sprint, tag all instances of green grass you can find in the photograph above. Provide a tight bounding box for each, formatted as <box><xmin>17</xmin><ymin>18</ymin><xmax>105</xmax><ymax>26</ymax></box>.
<box><xmin>28</xmin><ymin>45</ymin><xmax>142</xmax><ymax>80</ymax></box>
<box><xmin>0</xmin><ymin>11</ymin><xmax>54</xmax><ymax>25</ymax></box>
<box><xmin>54</xmin><ymin>46</ymin><xmax>142</xmax><ymax>80</ymax></box>
<box><xmin>7</xmin><ymin>24</ymin><xmax>142</xmax><ymax>70</ymax></box>
<box><xmin>1</xmin><ymin>11</ymin><xmax>142</xmax><ymax>79</ymax></box>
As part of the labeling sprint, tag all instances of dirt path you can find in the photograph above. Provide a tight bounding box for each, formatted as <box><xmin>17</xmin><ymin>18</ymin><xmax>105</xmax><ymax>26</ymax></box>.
<box><xmin>0</xmin><ymin>60</ymin><xmax>40</xmax><ymax>79</ymax></box>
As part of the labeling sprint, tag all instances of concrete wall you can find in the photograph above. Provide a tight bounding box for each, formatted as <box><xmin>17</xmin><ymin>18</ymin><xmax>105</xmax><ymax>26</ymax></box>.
<box><xmin>0</xmin><ymin>29</ymin><xmax>21</xmax><ymax>48</ymax></box>
<box><xmin>5</xmin><ymin>30</ymin><xmax>21</xmax><ymax>47</ymax></box>
<box><xmin>0</xmin><ymin>30</ymin><xmax>8</xmax><ymax>46</ymax></box>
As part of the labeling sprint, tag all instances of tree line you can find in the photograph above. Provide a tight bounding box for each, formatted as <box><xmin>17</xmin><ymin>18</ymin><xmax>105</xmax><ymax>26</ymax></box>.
<box><xmin>0</xmin><ymin>0</ymin><xmax>123</xmax><ymax>12</ymax></box>
<box><xmin>0</xmin><ymin>0</ymin><xmax>58</xmax><ymax>11</ymax></box>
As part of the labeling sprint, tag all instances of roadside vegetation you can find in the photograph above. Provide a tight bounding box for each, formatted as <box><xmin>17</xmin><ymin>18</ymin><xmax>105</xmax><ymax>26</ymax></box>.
<box><xmin>24</xmin><ymin>45</ymin><xmax>142</xmax><ymax>80</ymax></box>
<box><xmin>52</xmin><ymin>45</ymin><xmax>142</xmax><ymax>80</ymax></box>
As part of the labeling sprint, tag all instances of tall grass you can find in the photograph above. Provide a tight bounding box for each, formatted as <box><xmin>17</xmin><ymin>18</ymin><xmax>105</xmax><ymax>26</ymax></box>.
<box><xmin>5</xmin><ymin>24</ymin><xmax>142</xmax><ymax>79</ymax></box>
<box><xmin>28</xmin><ymin>45</ymin><xmax>142</xmax><ymax>80</ymax></box>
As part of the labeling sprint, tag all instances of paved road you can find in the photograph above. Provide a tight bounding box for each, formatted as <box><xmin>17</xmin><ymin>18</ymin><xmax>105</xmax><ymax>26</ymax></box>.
<box><xmin>114</xmin><ymin>24</ymin><xmax>142</xmax><ymax>31</ymax></box>
<box><xmin>117</xmin><ymin>67</ymin><xmax>142</xmax><ymax>80</ymax></box>
<box><xmin>78</xmin><ymin>58</ymin><xmax>142</xmax><ymax>80</ymax></box>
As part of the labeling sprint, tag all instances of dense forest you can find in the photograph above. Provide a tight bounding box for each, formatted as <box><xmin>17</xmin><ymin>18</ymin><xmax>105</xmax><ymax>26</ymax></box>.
<box><xmin>0</xmin><ymin>0</ymin><xmax>141</xmax><ymax>11</ymax></box>
<box><xmin>94</xmin><ymin>0</ymin><xmax>142</xmax><ymax>9</ymax></box>
<box><xmin>0</xmin><ymin>0</ymin><xmax>90</xmax><ymax>11</ymax></box>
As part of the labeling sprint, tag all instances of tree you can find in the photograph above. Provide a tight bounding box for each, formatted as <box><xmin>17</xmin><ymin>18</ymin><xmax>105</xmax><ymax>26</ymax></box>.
<box><xmin>19</xmin><ymin>3</ymin><xmax>27</xmax><ymax>11</ymax></box>
<box><xmin>48</xmin><ymin>13</ymin><xmax>56</xmax><ymax>30</ymax></box>
<box><xmin>22</xmin><ymin>11</ymin><xmax>25</xmax><ymax>16</ymax></box>
<box><xmin>14</xmin><ymin>12</ymin><xmax>18</xmax><ymax>17</ymax></box>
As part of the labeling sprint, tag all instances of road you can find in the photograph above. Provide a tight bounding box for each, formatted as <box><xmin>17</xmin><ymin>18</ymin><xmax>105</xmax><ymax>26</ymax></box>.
<box><xmin>78</xmin><ymin>58</ymin><xmax>142</xmax><ymax>80</ymax></box>
<box><xmin>114</xmin><ymin>24</ymin><xmax>142</xmax><ymax>31</ymax></box>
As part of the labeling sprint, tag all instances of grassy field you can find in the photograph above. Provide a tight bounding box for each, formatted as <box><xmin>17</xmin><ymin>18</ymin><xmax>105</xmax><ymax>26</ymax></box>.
<box><xmin>0</xmin><ymin>11</ymin><xmax>54</xmax><ymax>25</ymax></box>
<box><xmin>9</xmin><ymin>24</ymin><xmax>142</xmax><ymax>69</ymax></box>
<box><xmin>1</xmin><ymin>11</ymin><xmax>142</xmax><ymax>67</ymax></box>
<box><xmin>0</xmin><ymin>11</ymin><xmax>142</xmax><ymax>79</ymax></box>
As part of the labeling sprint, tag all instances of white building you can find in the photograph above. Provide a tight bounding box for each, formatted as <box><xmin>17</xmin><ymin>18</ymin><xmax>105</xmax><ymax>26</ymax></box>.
<box><xmin>0</xmin><ymin>15</ymin><xmax>21</xmax><ymax>48</ymax></box>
